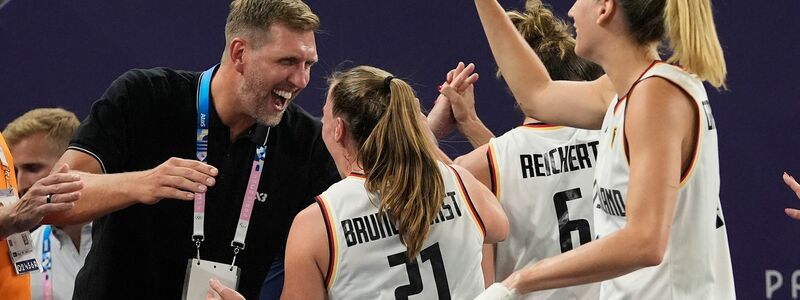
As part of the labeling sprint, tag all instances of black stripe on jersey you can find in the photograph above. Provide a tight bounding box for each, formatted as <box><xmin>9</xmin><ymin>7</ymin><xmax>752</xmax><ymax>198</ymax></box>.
<box><xmin>447</xmin><ymin>165</ymin><xmax>486</xmax><ymax>236</ymax></box>
<box><xmin>315</xmin><ymin>196</ymin><xmax>335</xmax><ymax>288</ymax></box>
<box><xmin>486</xmin><ymin>149</ymin><xmax>498</xmax><ymax>197</ymax></box>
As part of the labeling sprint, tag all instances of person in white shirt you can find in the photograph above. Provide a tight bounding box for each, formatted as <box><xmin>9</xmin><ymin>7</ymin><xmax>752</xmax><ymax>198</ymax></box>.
<box><xmin>3</xmin><ymin>108</ymin><xmax>92</xmax><ymax>300</ymax></box>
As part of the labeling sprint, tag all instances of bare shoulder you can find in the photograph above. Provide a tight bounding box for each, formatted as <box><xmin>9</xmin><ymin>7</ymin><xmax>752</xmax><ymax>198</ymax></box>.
<box><xmin>628</xmin><ymin>77</ymin><xmax>696</xmax><ymax>122</ymax></box>
<box><xmin>293</xmin><ymin>202</ymin><xmax>326</xmax><ymax>232</ymax></box>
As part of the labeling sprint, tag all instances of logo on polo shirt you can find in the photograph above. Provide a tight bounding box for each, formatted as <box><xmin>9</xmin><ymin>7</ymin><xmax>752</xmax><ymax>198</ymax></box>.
<box><xmin>257</xmin><ymin>192</ymin><xmax>268</xmax><ymax>203</ymax></box>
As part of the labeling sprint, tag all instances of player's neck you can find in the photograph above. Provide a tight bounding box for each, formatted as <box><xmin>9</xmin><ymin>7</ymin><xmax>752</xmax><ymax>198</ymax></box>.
<box><xmin>349</xmin><ymin>160</ymin><xmax>364</xmax><ymax>176</ymax></box>
<box><xmin>601</xmin><ymin>46</ymin><xmax>661</xmax><ymax>98</ymax></box>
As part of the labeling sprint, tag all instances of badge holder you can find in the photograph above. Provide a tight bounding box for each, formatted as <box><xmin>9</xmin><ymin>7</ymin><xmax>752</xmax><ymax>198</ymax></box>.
<box><xmin>181</xmin><ymin>238</ymin><xmax>241</xmax><ymax>300</ymax></box>
<box><xmin>181</xmin><ymin>66</ymin><xmax>266</xmax><ymax>299</ymax></box>
<box><xmin>1</xmin><ymin>189</ymin><xmax>41</xmax><ymax>275</ymax></box>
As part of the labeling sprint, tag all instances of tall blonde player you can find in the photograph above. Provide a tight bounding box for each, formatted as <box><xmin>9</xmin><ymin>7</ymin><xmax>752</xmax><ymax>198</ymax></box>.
<box><xmin>468</xmin><ymin>0</ymin><xmax>736</xmax><ymax>299</ymax></box>
<box><xmin>278</xmin><ymin>66</ymin><xmax>509</xmax><ymax>299</ymax></box>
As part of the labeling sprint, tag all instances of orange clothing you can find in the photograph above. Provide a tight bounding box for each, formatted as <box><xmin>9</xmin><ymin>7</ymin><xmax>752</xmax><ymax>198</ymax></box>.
<box><xmin>0</xmin><ymin>134</ymin><xmax>31</xmax><ymax>299</ymax></box>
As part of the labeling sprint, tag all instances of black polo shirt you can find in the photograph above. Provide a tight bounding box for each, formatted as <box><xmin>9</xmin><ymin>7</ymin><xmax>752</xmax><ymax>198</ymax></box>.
<box><xmin>69</xmin><ymin>67</ymin><xmax>340</xmax><ymax>299</ymax></box>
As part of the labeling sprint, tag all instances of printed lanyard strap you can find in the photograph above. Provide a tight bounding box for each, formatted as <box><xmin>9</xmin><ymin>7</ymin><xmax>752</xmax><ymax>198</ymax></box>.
<box><xmin>192</xmin><ymin>66</ymin><xmax>269</xmax><ymax>265</ymax></box>
<box><xmin>0</xmin><ymin>144</ymin><xmax>11</xmax><ymax>188</ymax></box>
<box><xmin>41</xmin><ymin>225</ymin><xmax>53</xmax><ymax>300</ymax></box>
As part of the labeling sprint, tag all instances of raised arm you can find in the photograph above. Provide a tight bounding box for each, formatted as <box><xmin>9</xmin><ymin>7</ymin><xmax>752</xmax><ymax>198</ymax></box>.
<box><xmin>428</xmin><ymin>62</ymin><xmax>484</xmax><ymax>142</ymax></box>
<box><xmin>473</xmin><ymin>0</ymin><xmax>613</xmax><ymax>129</ymax></box>
<box><xmin>440</xmin><ymin>63</ymin><xmax>494</xmax><ymax>148</ymax></box>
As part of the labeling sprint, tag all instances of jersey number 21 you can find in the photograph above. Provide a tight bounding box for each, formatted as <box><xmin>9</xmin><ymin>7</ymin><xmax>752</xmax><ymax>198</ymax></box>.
<box><xmin>387</xmin><ymin>243</ymin><xmax>450</xmax><ymax>299</ymax></box>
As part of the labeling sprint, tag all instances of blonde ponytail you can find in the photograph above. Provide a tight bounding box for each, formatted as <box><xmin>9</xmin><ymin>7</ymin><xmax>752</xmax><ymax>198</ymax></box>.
<box><xmin>329</xmin><ymin>66</ymin><xmax>445</xmax><ymax>260</ymax></box>
<box><xmin>665</xmin><ymin>0</ymin><xmax>727</xmax><ymax>89</ymax></box>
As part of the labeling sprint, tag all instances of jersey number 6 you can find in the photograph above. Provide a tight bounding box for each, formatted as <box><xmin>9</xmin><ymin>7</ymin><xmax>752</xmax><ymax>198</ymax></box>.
<box><xmin>553</xmin><ymin>188</ymin><xmax>592</xmax><ymax>253</ymax></box>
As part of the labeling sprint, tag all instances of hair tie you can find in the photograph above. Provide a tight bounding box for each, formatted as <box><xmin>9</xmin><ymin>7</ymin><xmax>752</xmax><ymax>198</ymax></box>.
<box><xmin>383</xmin><ymin>76</ymin><xmax>394</xmax><ymax>93</ymax></box>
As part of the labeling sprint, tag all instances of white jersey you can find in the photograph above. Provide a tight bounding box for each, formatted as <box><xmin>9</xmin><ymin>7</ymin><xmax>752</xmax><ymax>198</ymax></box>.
<box><xmin>488</xmin><ymin>123</ymin><xmax>600</xmax><ymax>300</ymax></box>
<box><xmin>319</xmin><ymin>162</ymin><xmax>486</xmax><ymax>300</ymax></box>
<box><xmin>593</xmin><ymin>62</ymin><xmax>735</xmax><ymax>299</ymax></box>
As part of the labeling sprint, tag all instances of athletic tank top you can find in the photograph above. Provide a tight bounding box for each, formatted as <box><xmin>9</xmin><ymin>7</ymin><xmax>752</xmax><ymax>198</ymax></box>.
<box><xmin>593</xmin><ymin>62</ymin><xmax>735</xmax><ymax>299</ymax></box>
<box><xmin>319</xmin><ymin>162</ymin><xmax>486</xmax><ymax>299</ymax></box>
<box><xmin>488</xmin><ymin>123</ymin><xmax>600</xmax><ymax>300</ymax></box>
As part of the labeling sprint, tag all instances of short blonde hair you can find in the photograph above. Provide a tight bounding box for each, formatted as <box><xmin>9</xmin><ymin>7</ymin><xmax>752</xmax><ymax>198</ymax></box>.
<box><xmin>3</xmin><ymin>108</ymin><xmax>80</xmax><ymax>155</ymax></box>
<box><xmin>224</xmin><ymin>0</ymin><xmax>319</xmax><ymax>48</ymax></box>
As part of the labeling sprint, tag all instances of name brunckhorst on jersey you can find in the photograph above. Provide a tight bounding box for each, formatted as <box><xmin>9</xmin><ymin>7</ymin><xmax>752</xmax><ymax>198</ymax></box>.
<box><xmin>341</xmin><ymin>191</ymin><xmax>465</xmax><ymax>247</ymax></box>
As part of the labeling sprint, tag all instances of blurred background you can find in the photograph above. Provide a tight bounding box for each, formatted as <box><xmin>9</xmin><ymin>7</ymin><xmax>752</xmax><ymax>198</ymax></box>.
<box><xmin>1</xmin><ymin>1</ymin><xmax>797</xmax><ymax>298</ymax></box>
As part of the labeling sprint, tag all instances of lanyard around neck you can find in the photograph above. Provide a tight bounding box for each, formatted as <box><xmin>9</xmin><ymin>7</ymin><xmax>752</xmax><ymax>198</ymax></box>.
<box><xmin>192</xmin><ymin>66</ymin><xmax>269</xmax><ymax>265</ymax></box>
<box><xmin>41</xmin><ymin>225</ymin><xmax>53</xmax><ymax>300</ymax></box>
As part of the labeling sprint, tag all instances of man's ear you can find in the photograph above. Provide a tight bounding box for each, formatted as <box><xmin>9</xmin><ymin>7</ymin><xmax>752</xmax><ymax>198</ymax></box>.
<box><xmin>596</xmin><ymin>0</ymin><xmax>617</xmax><ymax>26</ymax></box>
<box><xmin>228</xmin><ymin>37</ymin><xmax>247</xmax><ymax>74</ymax></box>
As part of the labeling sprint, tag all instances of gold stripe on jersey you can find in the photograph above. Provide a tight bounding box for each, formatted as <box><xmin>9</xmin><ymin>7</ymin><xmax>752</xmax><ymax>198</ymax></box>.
<box><xmin>487</xmin><ymin>142</ymin><xmax>502</xmax><ymax>201</ymax></box>
<box><xmin>622</xmin><ymin>74</ymin><xmax>705</xmax><ymax>187</ymax></box>
<box><xmin>520</xmin><ymin>124</ymin><xmax>564</xmax><ymax>131</ymax></box>
<box><xmin>609</xmin><ymin>127</ymin><xmax>617</xmax><ymax>149</ymax></box>
<box><xmin>448</xmin><ymin>165</ymin><xmax>486</xmax><ymax>238</ymax></box>
<box><xmin>677</xmin><ymin>81</ymin><xmax>704</xmax><ymax>187</ymax></box>
<box><xmin>316</xmin><ymin>195</ymin><xmax>340</xmax><ymax>290</ymax></box>
<box><xmin>680</xmin><ymin>123</ymin><xmax>703</xmax><ymax>187</ymax></box>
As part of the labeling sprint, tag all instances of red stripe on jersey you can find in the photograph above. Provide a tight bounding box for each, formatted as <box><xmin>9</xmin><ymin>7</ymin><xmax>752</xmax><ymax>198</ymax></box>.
<box><xmin>315</xmin><ymin>196</ymin><xmax>336</xmax><ymax>288</ymax></box>
<box><xmin>522</xmin><ymin>122</ymin><xmax>558</xmax><ymax>129</ymax></box>
<box><xmin>486</xmin><ymin>148</ymin><xmax>498</xmax><ymax>197</ymax></box>
<box><xmin>447</xmin><ymin>165</ymin><xmax>487</xmax><ymax>236</ymax></box>
<box><xmin>348</xmin><ymin>172</ymin><xmax>366</xmax><ymax>179</ymax></box>
<box><xmin>615</xmin><ymin>60</ymin><xmax>664</xmax><ymax>114</ymax></box>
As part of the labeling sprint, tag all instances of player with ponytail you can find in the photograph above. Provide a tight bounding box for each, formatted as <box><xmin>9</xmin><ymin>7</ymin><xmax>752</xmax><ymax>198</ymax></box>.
<box><xmin>470</xmin><ymin>0</ymin><xmax>735</xmax><ymax>298</ymax></box>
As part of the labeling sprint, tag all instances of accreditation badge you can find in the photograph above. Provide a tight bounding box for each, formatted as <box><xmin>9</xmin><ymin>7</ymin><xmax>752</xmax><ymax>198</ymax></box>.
<box><xmin>0</xmin><ymin>188</ymin><xmax>41</xmax><ymax>275</ymax></box>
<box><xmin>181</xmin><ymin>258</ymin><xmax>240</xmax><ymax>300</ymax></box>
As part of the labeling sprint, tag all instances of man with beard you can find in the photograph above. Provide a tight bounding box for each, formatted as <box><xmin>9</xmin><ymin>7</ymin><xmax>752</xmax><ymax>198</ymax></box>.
<box><xmin>45</xmin><ymin>0</ymin><xmax>339</xmax><ymax>299</ymax></box>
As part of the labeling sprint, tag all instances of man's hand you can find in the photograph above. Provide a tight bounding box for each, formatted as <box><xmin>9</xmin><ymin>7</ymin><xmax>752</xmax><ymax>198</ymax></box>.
<box><xmin>206</xmin><ymin>278</ymin><xmax>245</xmax><ymax>300</ymax></box>
<box><xmin>0</xmin><ymin>164</ymin><xmax>82</xmax><ymax>237</ymax></box>
<box><xmin>133</xmin><ymin>157</ymin><xmax>218</xmax><ymax>205</ymax></box>
<box><xmin>782</xmin><ymin>172</ymin><xmax>800</xmax><ymax>220</ymax></box>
